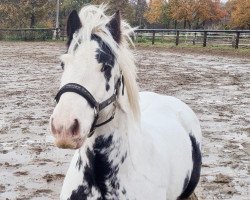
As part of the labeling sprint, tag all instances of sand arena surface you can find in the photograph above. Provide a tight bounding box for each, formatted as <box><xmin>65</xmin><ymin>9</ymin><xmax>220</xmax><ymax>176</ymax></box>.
<box><xmin>0</xmin><ymin>41</ymin><xmax>249</xmax><ymax>200</ymax></box>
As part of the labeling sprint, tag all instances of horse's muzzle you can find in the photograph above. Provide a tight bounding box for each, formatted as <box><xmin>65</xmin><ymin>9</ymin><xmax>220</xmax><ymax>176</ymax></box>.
<box><xmin>54</xmin><ymin>135</ymin><xmax>85</xmax><ymax>149</ymax></box>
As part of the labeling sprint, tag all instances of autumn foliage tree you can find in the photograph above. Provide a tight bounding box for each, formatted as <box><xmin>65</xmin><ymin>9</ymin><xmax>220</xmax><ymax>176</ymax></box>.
<box><xmin>0</xmin><ymin>0</ymin><xmax>249</xmax><ymax>30</ymax></box>
<box><xmin>0</xmin><ymin>1</ymin><xmax>18</xmax><ymax>28</ymax></box>
<box><xmin>168</xmin><ymin>0</ymin><xmax>226</xmax><ymax>28</ymax></box>
<box><xmin>169</xmin><ymin>0</ymin><xmax>195</xmax><ymax>28</ymax></box>
<box><xmin>144</xmin><ymin>0</ymin><xmax>166</xmax><ymax>25</ymax></box>
<box><xmin>194</xmin><ymin>0</ymin><xmax>226</xmax><ymax>27</ymax></box>
<box><xmin>0</xmin><ymin>0</ymin><xmax>54</xmax><ymax>28</ymax></box>
<box><xmin>21</xmin><ymin>0</ymin><xmax>54</xmax><ymax>28</ymax></box>
<box><xmin>227</xmin><ymin>0</ymin><xmax>250</xmax><ymax>29</ymax></box>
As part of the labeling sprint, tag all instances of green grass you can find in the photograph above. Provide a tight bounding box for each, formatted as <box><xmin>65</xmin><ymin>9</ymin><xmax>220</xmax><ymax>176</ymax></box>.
<box><xmin>0</xmin><ymin>31</ymin><xmax>54</xmax><ymax>41</ymax></box>
<box><xmin>1</xmin><ymin>37</ymin><xmax>249</xmax><ymax>57</ymax></box>
<box><xmin>135</xmin><ymin>41</ymin><xmax>250</xmax><ymax>58</ymax></box>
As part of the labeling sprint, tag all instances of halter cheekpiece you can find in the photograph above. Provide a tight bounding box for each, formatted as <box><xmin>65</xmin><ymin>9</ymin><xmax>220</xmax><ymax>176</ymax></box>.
<box><xmin>55</xmin><ymin>74</ymin><xmax>124</xmax><ymax>138</ymax></box>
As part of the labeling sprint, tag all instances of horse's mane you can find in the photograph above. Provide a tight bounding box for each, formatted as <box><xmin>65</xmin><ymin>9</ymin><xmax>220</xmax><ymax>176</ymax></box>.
<box><xmin>76</xmin><ymin>4</ymin><xmax>140</xmax><ymax>121</ymax></box>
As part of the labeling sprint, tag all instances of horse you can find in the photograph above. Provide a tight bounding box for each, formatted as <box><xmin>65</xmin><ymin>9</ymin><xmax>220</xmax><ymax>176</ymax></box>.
<box><xmin>50</xmin><ymin>5</ymin><xmax>202</xmax><ymax>200</ymax></box>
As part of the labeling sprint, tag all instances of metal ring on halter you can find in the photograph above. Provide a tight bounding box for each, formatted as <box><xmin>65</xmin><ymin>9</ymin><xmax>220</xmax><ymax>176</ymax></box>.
<box><xmin>93</xmin><ymin>107</ymin><xmax>98</xmax><ymax>116</ymax></box>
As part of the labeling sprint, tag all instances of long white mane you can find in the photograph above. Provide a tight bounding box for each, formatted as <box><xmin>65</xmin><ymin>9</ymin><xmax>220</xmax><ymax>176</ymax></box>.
<box><xmin>71</xmin><ymin>4</ymin><xmax>140</xmax><ymax>120</ymax></box>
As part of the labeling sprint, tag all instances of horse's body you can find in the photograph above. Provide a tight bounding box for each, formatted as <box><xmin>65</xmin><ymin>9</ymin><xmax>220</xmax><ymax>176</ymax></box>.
<box><xmin>60</xmin><ymin>92</ymin><xmax>201</xmax><ymax>200</ymax></box>
<box><xmin>50</xmin><ymin>5</ymin><xmax>202</xmax><ymax>200</ymax></box>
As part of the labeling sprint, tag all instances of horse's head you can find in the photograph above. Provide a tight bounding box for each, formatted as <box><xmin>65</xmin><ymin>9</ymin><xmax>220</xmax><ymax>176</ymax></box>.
<box><xmin>50</xmin><ymin>6</ymin><xmax>124</xmax><ymax>149</ymax></box>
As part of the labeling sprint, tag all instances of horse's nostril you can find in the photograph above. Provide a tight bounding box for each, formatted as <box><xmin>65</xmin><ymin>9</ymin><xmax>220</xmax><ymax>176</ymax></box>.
<box><xmin>70</xmin><ymin>119</ymin><xmax>80</xmax><ymax>136</ymax></box>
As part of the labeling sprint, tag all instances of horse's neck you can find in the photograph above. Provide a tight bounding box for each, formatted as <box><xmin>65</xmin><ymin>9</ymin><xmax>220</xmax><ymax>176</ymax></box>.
<box><xmin>69</xmin><ymin>108</ymin><xmax>136</xmax><ymax>198</ymax></box>
<box><xmin>62</xmin><ymin>93</ymin><xmax>145</xmax><ymax>199</ymax></box>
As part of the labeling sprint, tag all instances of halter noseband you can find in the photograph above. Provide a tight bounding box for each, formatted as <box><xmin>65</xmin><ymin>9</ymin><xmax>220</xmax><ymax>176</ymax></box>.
<box><xmin>55</xmin><ymin>74</ymin><xmax>124</xmax><ymax>138</ymax></box>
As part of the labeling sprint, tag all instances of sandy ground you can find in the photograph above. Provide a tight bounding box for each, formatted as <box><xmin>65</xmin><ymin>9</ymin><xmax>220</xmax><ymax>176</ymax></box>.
<box><xmin>0</xmin><ymin>41</ymin><xmax>249</xmax><ymax>200</ymax></box>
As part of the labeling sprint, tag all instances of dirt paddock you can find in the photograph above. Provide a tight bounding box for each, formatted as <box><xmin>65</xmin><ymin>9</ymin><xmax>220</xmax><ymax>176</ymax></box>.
<box><xmin>0</xmin><ymin>42</ymin><xmax>249</xmax><ymax>200</ymax></box>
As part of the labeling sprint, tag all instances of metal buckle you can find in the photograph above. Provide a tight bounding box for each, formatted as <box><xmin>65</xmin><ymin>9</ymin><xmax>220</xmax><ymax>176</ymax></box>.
<box><xmin>88</xmin><ymin>128</ymin><xmax>96</xmax><ymax>138</ymax></box>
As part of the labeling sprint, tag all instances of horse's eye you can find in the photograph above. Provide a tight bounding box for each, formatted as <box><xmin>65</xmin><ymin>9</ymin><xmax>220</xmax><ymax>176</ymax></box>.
<box><xmin>61</xmin><ymin>62</ymin><xmax>65</xmax><ymax>70</ymax></box>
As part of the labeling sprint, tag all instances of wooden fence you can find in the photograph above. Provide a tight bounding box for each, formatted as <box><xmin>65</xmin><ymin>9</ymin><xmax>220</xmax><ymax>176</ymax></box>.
<box><xmin>0</xmin><ymin>28</ymin><xmax>60</xmax><ymax>41</ymax></box>
<box><xmin>135</xmin><ymin>29</ymin><xmax>250</xmax><ymax>49</ymax></box>
<box><xmin>1</xmin><ymin>28</ymin><xmax>250</xmax><ymax>49</ymax></box>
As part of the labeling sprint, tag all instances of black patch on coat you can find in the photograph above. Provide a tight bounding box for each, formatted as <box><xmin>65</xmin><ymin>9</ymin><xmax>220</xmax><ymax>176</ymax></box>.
<box><xmin>69</xmin><ymin>185</ymin><xmax>92</xmax><ymax>200</ymax></box>
<box><xmin>76</xmin><ymin>154</ymin><xmax>83</xmax><ymax>171</ymax></box>
<box><xmin>121</xmin><ymin>152</ymin><xmax>127</xmax><ymax>164</ymax></box>
<box><xmin>122</xmin><ymin>188</ymin><xmax>126</xmax><ymax>195</ymax></box>
<box><xmin>91</xmin><ymin>34</ymin><xmax>115</xmax><ymax>91</ymax></box>
<box><xmin>69</xmin><ymin>135</ymin><xmax>124</xmax><ymax>200</ymax></box>
<box><xmin>181</xmin><ymin>174</ymin><xmax>190</xmax><ymax>197</ymax></box>
<box><xmin>178</xmin><ymin>134</ymin><xmax>202</xmax><ymax>199</ymax></box>
<box><xmin>91</xmin><ymin>135</ymin><xmax>120</xmax><ymax>197</ymax></box>
<box><xmin>67</xmin><ymin>10</ymin><xmax>82</xmax><ymax>48</ymax></box>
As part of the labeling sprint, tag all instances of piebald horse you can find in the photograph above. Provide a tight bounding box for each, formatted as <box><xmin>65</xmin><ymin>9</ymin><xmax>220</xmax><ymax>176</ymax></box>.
<box><xmin>50</xmin><ymin>5</ymin><xmax>202</xmax><ymax>200</ymax></box>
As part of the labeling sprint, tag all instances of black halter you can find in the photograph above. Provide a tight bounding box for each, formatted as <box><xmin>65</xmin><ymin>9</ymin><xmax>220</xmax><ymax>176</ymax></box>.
<box><xmin>55</xmin><ymin>74</ymin><xmax>124</xmax><ymax>138</ymax></box>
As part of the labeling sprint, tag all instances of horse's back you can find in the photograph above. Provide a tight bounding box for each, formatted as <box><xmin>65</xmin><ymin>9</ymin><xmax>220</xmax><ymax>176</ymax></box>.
<box><xmin>139</xmin><ymin>91</ymin><xmax>202</xmax><ymax>199</ymax></box>
<box><xmin>140</xmin><ymin>91</ymin><xmax>201</xmax><ymax>143</ymax></box>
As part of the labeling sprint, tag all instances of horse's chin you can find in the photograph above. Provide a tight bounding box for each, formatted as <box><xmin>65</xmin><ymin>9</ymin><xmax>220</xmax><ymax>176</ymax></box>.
<box><xmin>54</xmin><ymin>136</ymin><xmax>85</xmax><ymax>150</ymax></box>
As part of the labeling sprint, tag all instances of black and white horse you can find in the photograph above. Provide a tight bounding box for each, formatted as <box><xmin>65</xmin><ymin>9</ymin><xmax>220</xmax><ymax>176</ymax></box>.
<box><xmin>50</xmin><ymin>5</ymin><xmax>202</xmax><ymax>200</ymax></box>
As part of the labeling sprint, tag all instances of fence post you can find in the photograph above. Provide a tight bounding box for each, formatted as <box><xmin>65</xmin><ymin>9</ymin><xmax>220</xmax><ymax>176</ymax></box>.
<box><xmin>203</xmin><ymin>31</ymin><xmax>207</xmax><ymax>47</ymax></box>
<box><xmin>235</xmin><ymin>32</ymin><xmax>240</xmax><ymax>49</ymax></box>
<box><xmin>24</xmin><ymin>30</ymin><xmax>27</xmax><ymax>41</ymax></box>
<box><xmin>193</xmin><ymin>32</ymin><xmax>197</xmax><ymax>45</ymax></box>
<box><xmin>176</xmin><ymin>30</ymin><xmax>180</xmax><ymax>46</ymax></box>
<box><xmin>56</xmin><ymin>28</ymin><xmax>60</xmax><ymax>40</ymax></box>
<box><xmin>152</xmin><ymin>31</ymin><xmax>155</xmax><ymax>45</ymax></box>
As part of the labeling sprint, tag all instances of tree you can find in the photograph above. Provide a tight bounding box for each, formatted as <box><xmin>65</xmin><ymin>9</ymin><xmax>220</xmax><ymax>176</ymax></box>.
<box><xmin>61</xmin><ymin>0</ymin><xmax>91</xmax><ymax>14</ymax></box>
<box><xmin>0</xmin><ymin>0</ymin><xmax>54</xmax><ymax>28</ymax></box>
<box><xmin>0</xmin><ymin>1</ymin><xmax>18</xmax><ymax>28</ymax></box>
<box><xmin>130</xmin><ymin>0</ymin><xmax>148</xmax><ymax>27</ymax></box>
<box><xmin>227</xmin><ymin>0</ymin><xmax>250</xmax><ymax>29</ymax></box>
<box><xmin>194</xmin><ymin>0</ymin><xmax>226</xmax><ymax>28</ymax></box>
<box><xmin>168</xmin><ymin>0</ymin><xmax>226</xmax><ymax>29</ymax></box>
<box><xmin>60</xmin><ymin>0</ymin><xmax>91</xmax><ymax>29</ymax></box>
<box><xmin>161</xmin><ymin>2</ymin><xmax>171</xmax><ymax>28</ymax></box>
<box><xmin>91</xmin><ymin>0</ymin><xmax>135</xmax><ymax>23</ymax></box>
<box><xmin>169</xmin><ymin>0</ymin><xmax>195</xmax><ymax>28</ymax></box>
<box><xmin>144</xmin><ymin>0</ymin><xmax>166</xmax><ymax>25</ymax></box>
<box><xmin>21</xmin><ymin>0</ymin><xmax>54</xmax><ymax>28</ymax></box>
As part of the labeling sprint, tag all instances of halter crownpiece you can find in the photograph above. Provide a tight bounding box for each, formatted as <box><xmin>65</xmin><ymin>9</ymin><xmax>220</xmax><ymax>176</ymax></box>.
<box><xmin>55</xmin><ymin>73</ymin><xmax>124</xmax><ymax>138</ymax></box>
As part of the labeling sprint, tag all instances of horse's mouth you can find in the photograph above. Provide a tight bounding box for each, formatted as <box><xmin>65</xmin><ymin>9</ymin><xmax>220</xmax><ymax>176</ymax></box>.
<box><xmin>54</xmin><ymin>136</ymin><xmax>85</xmax><ymax>149</ymax></box>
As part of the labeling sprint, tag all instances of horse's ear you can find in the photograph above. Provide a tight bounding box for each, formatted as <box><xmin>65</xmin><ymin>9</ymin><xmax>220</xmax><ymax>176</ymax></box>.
<box><xmin>107</xmin><ymin>11</ymin><xmax>121</xmax><ymax>44</ymax></box>
<box><xmin>67</xmin><ymin>10</ymin><xmax>81</xmax><ymax>46</ymax></box>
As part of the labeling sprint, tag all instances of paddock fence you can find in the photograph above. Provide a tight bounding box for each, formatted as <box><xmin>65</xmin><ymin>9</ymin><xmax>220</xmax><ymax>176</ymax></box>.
<box><xmin>135</xmin><ymin>29</ymin><xmax>250</xmax><ymax>49</ymax></box>
<box><xmin>0</xmin><ymin>28</ymin><xmax>250</xmax><ymax>49</ymax></box>
<box><xmin>0</xmin><ymin>28</ymin><xmax>62</xmax><ymax>41</ymax></box>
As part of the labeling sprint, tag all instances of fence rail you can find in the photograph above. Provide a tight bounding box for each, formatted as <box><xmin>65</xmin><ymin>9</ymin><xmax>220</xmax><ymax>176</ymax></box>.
<box><xmin>0</xmin><ymin>28</ymin><xmax>250</xmax><ymax>49</ymax></box>
<box><xmin>0</xmin><ymin>28</ymin><xmax>60</xmax><ymax>41</ymax></box>
<box><xmin>135</xmin><ymin>29</ymin><xmax>250</xmax><ymax>49</ymax></box>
